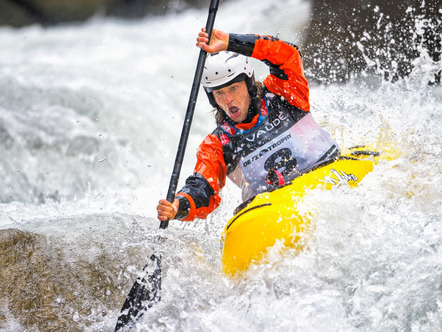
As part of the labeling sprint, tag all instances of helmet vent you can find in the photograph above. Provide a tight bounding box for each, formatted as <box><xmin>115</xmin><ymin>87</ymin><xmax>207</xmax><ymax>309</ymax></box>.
<box><xmin>201</xmin><ymin>51</ymin><xmax>254</xmax><ymax>92</ymax></box>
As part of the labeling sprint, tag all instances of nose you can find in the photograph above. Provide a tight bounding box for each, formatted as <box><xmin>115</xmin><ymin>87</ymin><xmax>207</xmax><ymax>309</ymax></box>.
<box><xmin>223</xmin><ymin>91</ymin><xmax>234</xmax><ymax>104</ymax></box>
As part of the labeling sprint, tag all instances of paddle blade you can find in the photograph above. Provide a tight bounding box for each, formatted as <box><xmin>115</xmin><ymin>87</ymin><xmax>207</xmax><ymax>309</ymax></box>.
<box><xmin>115</xmin><ymin>253</ymin><xmax>162</xmax><ymax>331</ymax></box>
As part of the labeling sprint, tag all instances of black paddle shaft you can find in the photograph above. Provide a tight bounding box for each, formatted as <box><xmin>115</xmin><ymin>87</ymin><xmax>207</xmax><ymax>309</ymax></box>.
<box><xmin>115</xmin><ymin>3</ymin><xmax>220</xmax><ymax>330</ymax></box>
<box><xmin>161</xmin><ymin>0</ymin><xmax>220</xmax><ymax>229</ymax></box>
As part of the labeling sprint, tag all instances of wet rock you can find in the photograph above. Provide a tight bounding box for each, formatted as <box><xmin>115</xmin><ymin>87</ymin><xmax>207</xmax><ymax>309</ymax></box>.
<box><xmin>0</xmin><ymin>0</ymin><xmax>111</xmax><ymax>27</ymax></box>
<box><xmin>0</xmin><ymin>214</ymin><xmax>154</xmax><ymax>331</ymax></box>
<box><xmin>108</xmin><ymin>0</ymin><xmax>213</xmax><ymax>18</ymax></box>
<box><xmin>303</xmin><ymin>0</ymin><xmax>441</xmax><ymax>83</ymax></box>
<box><xmin>0</xmin><ymin>0</ymin><xmax>214</xmax><ymax>27</ymax></box>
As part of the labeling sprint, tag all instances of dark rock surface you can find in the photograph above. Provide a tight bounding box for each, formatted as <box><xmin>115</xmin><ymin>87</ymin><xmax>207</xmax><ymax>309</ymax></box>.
<box><xmin>0</xmin><ymin>0</ymin><xmax>212</xmax><ymax>27</ymax></box>
<box><xmin>0</xmin><ymin>214</ymin><xmax>151</xmax><ymax>331</ymax></box>
<box><xmin>303</xmin><ymin>0</ymin><xmax>441</xmax><ymax>83</ymax></box>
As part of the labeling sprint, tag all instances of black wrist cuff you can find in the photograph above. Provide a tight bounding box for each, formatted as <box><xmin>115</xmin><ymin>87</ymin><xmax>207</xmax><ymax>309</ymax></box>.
<box><xmin>174</xmin><ymin>195</ymin><xmax>190</xmax><ymax>220</ymax></box>
<box><xmin>227</xmin><ymin>33</ymin><xmax>258</xmax><ymax>56</ymax></box>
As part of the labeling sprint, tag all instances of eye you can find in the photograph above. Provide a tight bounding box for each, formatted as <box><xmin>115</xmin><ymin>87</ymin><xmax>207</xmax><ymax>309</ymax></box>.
<box><xmin>214</xmin><ymin>90</ymin><xmax>224</xmax><ymax>96</ymax></box>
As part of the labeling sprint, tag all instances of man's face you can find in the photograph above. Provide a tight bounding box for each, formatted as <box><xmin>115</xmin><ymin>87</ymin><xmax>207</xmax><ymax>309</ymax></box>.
<box><xmin>213</xmin><ymin>80</ymin><xmax>251</xmax><ymax>123</ymax></box>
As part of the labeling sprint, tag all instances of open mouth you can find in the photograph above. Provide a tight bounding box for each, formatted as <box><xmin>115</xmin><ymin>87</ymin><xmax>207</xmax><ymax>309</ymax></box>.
<box><xmin>229</xmin><ymin>106</ymin><xmax>239</xmax><ymax>115</ymax></box>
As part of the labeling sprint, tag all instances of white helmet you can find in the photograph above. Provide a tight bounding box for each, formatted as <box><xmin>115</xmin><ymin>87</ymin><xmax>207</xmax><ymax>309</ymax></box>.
<box><xmin>202</xmin><ymin>51</ymin><xmax>254</xmax><ymax>92</ymax></box>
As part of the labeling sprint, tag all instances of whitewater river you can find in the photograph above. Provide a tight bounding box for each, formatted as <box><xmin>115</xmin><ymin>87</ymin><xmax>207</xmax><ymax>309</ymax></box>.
<box><xmin>0</xmin><ymin>0</ymin><xmax>441</xmax><ymax>331</ymax></box>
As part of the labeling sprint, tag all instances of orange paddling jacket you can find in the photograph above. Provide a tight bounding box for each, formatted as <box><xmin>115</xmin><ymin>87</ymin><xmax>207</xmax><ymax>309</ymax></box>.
<box><xmin>174</xmin><ymin>33</ymin><xmax>340</xmax><ymax>221</ymax></box>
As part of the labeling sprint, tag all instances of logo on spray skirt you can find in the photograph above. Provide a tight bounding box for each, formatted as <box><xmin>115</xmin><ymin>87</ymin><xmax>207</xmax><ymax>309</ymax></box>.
<box><xmin>319</xmin><ymin>169</ymin><xmax>358</xmax><ymax>185</ymax></box>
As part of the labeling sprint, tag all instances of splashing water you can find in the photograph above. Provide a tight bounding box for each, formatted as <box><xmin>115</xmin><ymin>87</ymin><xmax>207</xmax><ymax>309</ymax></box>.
<box><xmin>0</xmin><ymin>0</ymin><xmax>441</xmax><ymax>331</ymax></box>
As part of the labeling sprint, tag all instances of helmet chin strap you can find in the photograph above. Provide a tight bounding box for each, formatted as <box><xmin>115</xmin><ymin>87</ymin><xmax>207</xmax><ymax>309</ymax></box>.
<box><xmin>241</xmin><ymin>99</ymin><xmax>260</xmax><ymax>124</ymax></box>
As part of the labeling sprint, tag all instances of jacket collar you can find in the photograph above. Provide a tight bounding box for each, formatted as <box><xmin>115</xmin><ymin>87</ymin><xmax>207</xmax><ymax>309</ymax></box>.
<box><xmin>220</xmin><ymin>97</ymin><xmax>268</xmax><ymax>136</ymax></box>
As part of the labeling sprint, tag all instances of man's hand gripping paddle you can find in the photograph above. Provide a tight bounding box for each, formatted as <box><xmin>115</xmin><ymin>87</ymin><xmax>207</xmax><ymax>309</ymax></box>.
<box><xmin>114</xmin><ymin>1</ymin><xmax>220</xmax><ymax>330</ymax></box>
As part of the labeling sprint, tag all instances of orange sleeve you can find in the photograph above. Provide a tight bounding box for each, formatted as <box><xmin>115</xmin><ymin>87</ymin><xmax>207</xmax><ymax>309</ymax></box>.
<box><xmin>252</xmin><ymin>37</ymin><xmax>310</xmax><ymax>112</ymax></box>
<box><xmin>176</xmin><ymin>133</ymin><xmax>227</xmax><ymax>221</ymax></box>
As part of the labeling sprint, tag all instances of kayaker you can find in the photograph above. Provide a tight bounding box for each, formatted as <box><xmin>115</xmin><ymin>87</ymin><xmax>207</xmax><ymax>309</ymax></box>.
<box><xmin>157</xmin><ymin>27</ymin><xmax>340</xmax><ymax>222</ymax></box>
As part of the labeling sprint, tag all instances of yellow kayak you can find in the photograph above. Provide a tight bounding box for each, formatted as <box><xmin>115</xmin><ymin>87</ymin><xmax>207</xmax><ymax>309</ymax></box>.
<box><xmin>220</xmin><ymin>146</ymin><xmax>397</xmax><ymax>276</ymax></box>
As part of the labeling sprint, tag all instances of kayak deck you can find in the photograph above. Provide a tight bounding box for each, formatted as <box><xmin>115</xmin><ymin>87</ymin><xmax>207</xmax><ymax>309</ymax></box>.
<box><xmin>220</xmin><ymin>146</ymin><xmax>396</xmax><ymax>276</ymax></box>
